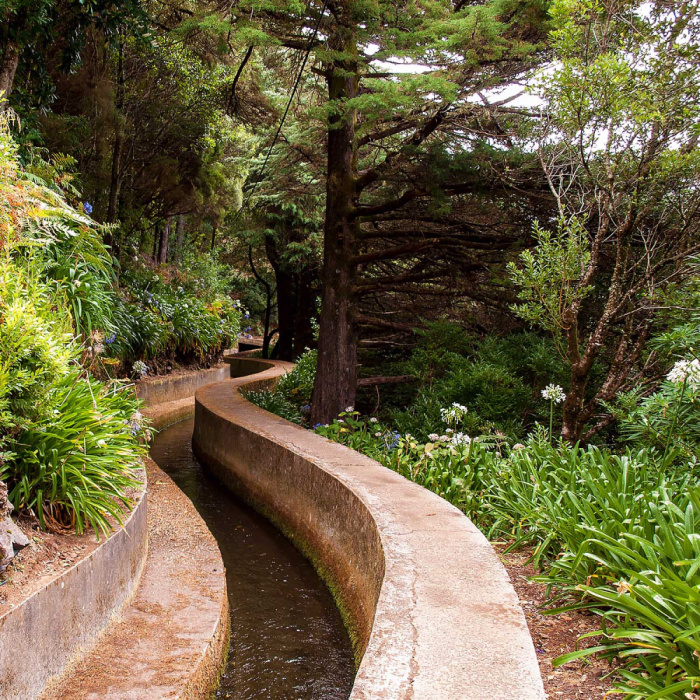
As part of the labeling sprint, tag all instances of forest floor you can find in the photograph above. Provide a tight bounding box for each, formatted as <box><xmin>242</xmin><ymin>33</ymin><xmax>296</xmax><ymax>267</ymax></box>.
<box><xmin>498</xmin><ymin>545</ymin><xmax>618</xmax><ymax>699</ymax></box>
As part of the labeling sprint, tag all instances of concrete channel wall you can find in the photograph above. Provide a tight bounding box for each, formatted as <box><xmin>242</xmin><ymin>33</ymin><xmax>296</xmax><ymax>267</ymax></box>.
<box><xmin>135</xmin><ymin>364</ymin><xmax>231</xmax><ymax>405</ymax></box>
<box><xmin>194</xmin><ymin>357</ymin><xmax>546</xmax><ymax>699</ymax></box>
<box><xmin>0</xmin><ymin>481</ymin><xmax>148</xmax><ymax>699</ymax></box>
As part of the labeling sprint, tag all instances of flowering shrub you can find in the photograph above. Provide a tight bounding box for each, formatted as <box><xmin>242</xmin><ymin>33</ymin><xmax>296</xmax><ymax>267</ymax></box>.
<box><xmin>0</xmin><ymin>119</ymin><xmax>146</xmax><ymax>536</ymax></box>
<box><xmin>2</xmin><ymin>373</ymin><xmax>146</xmax><ymax>535</ymax></box>
<box><xmin>614</xmin><ymin>360</ymin><xmax>700</xmax><ymax>459</ymax></box>
<box><xmin>106</xmin><ymin>274</ymin><xmax>242</xmax><ymax>364</ymax></box>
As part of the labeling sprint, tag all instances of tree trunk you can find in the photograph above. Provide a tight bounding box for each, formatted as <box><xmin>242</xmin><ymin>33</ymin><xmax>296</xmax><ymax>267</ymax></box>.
<box><xmin>210</xmin><ymin>223</ymin><xmax>217</xmax><ymax>251</ymax></box>
<box><xmin>106</xmin><ymin>38</ymin><xmax>125</xmax><ymax>225</ymax></box>
<box><xmin>293</xmin><ymin>268</ymin><xmax>316</xmax><ymax>357</ymax></box>
<box><xmin>311</xmin><ymin>17</ymin><xmax>359</xmax><ymax>424</ymax></box>
<box><xmin>152</xmin><ymin>223</ymin><xmax>160</xmax><ymax>261</ymax></box>
<box><xmin>175</xmin><ymin>214</ymin><xmax>185</xmax><ymax>258</ymax></box>
<box><xmin>158</xmin><ymin>217</ymin><xmax>171</xmax><ymax>264</ymax></box>
<box><xmin>265</xmin><ymin>235</ymin><xmax>296</xmax><ymax>361</ymax></box>
<box><xmin>561</xmin><ymin>368</ymin><xmax>588</xmax><ymax>443</ymax></box>
<box><xmin>0</xmin><ymin>40</ymin><xmax>20</xmax><ymax>102</ymax></box>
<box><xmin>274</xmin><ymin>269</ymin><xmax>296</xmax><ymax>361</ymax></box>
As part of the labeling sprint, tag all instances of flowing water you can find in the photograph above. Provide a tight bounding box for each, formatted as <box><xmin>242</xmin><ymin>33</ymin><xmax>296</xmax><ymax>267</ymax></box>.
<box><xmin>150</xmin><ymin>418</ymin><xmax>355</xmax><ymax>699</ymax></box>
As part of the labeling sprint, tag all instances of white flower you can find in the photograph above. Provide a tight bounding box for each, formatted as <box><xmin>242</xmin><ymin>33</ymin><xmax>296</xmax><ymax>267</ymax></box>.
<box><xmin>337</xmin><ymin>419</ymin><xmax>344</xmax><ymax>424</ymax></box>
<box><xmin>439</xmin><ymin>435</ymin><xmax>451</xmax><ymax>443</ymax></box>
<box><xmin>133</xmin><ymin>361</ymin><xmax>149</xmax><ymax>377</ymax></box>
<box><xmin>428</xmin><ymin>433</ymin><xmax>440</xmax><ymax>442</ymax></box>
<box><xmin>451</xmin><ymin>432</ymin><xmax>472</xmax><ymax>446</ymax></box>
<box><xmin>345</xmin><ymin>406</ymin><xmax>354</xmax><ymax>413</ymax></box>
<box><xmin>541</xmin><ymin>384</ymin><xmax>566</xmax><ymax>403</ymax></box>
<box><xmin>375</xmin><ymin>432</ymin><xmax>382</xmax><ymax>437</ymax></box>
<box><xmin>445</xmin><ymin>428</ymin><xmax>454</xmax><ymax>434</ymax></box>
<box><xmin>667</xmin><ymin>359</ymin><xmax>700</xmax><ymax>387</ymax></box>
<box><xmin>440</xmin><ymin>402</ymin><xmax>468</xmax><ymax>425</ymax></box>
<box><xmin>370</xmin><ymin>417</ymin><xmax>378</xmax><ymax>424</ymax></box>
<box><xmin>512</xmin><ymin>443</ymin><xmax>526</xmax><ymax>450</ymax></box>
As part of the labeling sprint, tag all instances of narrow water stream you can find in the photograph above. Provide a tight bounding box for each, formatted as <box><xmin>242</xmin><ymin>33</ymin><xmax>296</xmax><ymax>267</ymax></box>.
<box><xmin>150</xmin><ymin>417</ymin><xmax>355</xmax><ymax>699</ymax></box>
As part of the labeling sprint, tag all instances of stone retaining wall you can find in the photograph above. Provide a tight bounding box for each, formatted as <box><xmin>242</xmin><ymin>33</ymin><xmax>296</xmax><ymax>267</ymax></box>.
<box><xmin>0</xmin><ymin>479</ymin><xmax>148</xmax><ymax>699</ymax></box>
<box><xmin>193</xmin><ymin>358</ymin><xmax>546</xmax><ymax>699</ymax></box>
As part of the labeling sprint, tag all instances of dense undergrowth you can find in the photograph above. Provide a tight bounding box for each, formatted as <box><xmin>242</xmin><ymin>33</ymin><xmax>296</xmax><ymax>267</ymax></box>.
<box><xmin>249</xmin><ymin>339</ymin><xmax>700</xmax><ymax>700</ymax></box>
<box><xmin>0</xmin><ymin>114</ymin><xmax>242</xmax><ymax>537</ymax></box>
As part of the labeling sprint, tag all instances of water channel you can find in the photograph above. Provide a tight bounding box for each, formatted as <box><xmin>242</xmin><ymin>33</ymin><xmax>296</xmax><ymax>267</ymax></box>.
<box><xmin>149</xmin><ymin>417</ymin><xmax>355</xmax><ymax>699</ymax></box>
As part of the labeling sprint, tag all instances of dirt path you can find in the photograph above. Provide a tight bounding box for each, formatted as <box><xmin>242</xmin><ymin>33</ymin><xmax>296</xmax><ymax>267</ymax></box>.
<box><xmin>498</xmin><ymin>546</ymin><xmax>618</xmax><ymax>699</ymax></box>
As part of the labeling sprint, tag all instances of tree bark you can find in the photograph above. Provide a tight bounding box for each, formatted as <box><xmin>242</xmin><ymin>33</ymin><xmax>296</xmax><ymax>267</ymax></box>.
<box><xmin>152</xmin><ymin>222</ymin><xmax>160</xmax><ymax>261</ymax></box>
<box><xmin>107</xmin><ymin>38</ymin><xmax>125</xmax><ymax>225</ymax></box>
<box><xmin>294</xmin><ymin>268</ymin><xmax>316</xmax><ymax>357</ymax></box>
<box><xmin>175</xmin><ymin>214</ymin><xmax>185</xmax><ymax>258</ymax></box>
<box><xmin>0</xmin><ymin>40</ymin><xmax>20</xmax><ymax>102</ymax></box>
<box><xmin>158</xmin><ymin>217</ymin><xmax>170</xmax><ymax>264</ymax></box>
<box><xmin>265</xmin><ymin>236</ymin><xmax>297</xmax><ymax>361</ymax></box>
<box><xmin>311</xmin><ymin>11</ymin><xmax>359</xmax><ymax>424</ymax></box>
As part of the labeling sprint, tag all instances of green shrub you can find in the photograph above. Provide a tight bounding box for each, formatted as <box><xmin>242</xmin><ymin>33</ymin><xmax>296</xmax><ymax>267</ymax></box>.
<box><xmin>242</xmin><ymin>389</ymin><xmax>302</xmax><ymax>424</ymax></box>
<box><xmin>276</xmin><ymin>348</ymin><xmax>317</xmax><ymax>408</ymax></box>
<box><xmin>614</xmin><ymin>369</ymin><xmax>700</xmax><ymax>461</ymax></box>
<box><xmin>245</xmin><ymin>349</ymin><xmax>317</xmax><ymax>423</ymax></box>
<box><xmin>2</xmin><ymin>372</ymin><xmax>145</xmax><ymax>535</ymax></box>
<box><xmin>0</xmin><ymin>260</ymin><xmax>73</xmax><ymax>434</ymax></box>
<box><xmin>387</xmin><ymin>329</ymin><xmax>570</xmax><ymax>440</ymax></box>
<box><xmin>1</xmin><ymin>117</ymin><xmax>145</xmax><ymax>537</ymax></box>
<box><xmin>549</xmin><ymin>487</ymin><xmax>700</xmax><ymax>699</ymax></box>
<box><xmin>106</xmin><ymin>279</ymin><xmax>242</xmax><ymax>363</ymax></box>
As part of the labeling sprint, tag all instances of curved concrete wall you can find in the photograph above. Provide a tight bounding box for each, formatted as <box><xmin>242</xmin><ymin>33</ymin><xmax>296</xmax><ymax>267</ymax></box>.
<box><xmin>0</xmin><ymin>480</ymin><xmax>148</xmax><ymax>699</ymax></box>
<box><xmin>194</xmin><ymin>358</ymin><xmax>546</xmax><ymax>699</ymax></box>
<box><xmin>135</xmin><ymin>364</ymin><xmax>231</xmax><ymax>405</ymax></box>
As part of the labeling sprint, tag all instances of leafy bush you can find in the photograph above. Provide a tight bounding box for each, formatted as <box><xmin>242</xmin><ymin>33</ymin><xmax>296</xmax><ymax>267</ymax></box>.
<box><xmin>2</xmin><ymin>373</ymin><xmax>145</xmax><ymax>535</ymax></box>
<box><xmin>1</xmin><ymin>115</ymin><xmax>145</xmax><ymax>536</ymax></box>
<box><xmin>0</xmin><ymin>260</ymin><xmax>73</xmax><ymax>436</ymax></box>
<box><xmin>614</xmin><ymin>368</ymin><xmax>700</xmax><ymax>461</ymax></box>
<box><xmin>386</xmin><ymin>328</ymin><xmax>570</xmax><ymax>441</ymax></box>
<box><xmin>242</xmin><ymin>389</ymin><xmax>303</xmax><ymax>424</ymax></box>
<box><xmin>244</xmin><ymin>349</ymin><xmax>317</xmax><ymax>422</ymax></box>
<box><xmin>111</xmin><ymin>268</ymin><xmax>242</xmax><ymax>364</ymax></box>
<box><xmin>276</xmin><ymin>348</ymin><xmax>316</xmax><ymax>409</ymax></box>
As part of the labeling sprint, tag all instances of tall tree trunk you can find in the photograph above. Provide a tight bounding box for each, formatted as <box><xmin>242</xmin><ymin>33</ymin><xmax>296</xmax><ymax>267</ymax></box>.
<box><xmin>274</xmin><ymin>269</ymin><xmax>296</xmax><ymax>361</ymax></box>
<box><xmin>175</xmin><ymin>214</ymin><xmax>185</xmax><ymax>259</ymax></box>
<box><xmin>265</xmin><ymin>235</ymin><xmax>296</xmax><ymax>361</ymax></box>
<box><xmin>561</xmin><ymin>368</ymin><xmax>588</xmax><ymax>443</ymax></box>
<box><xmin>158</xmin><ymin>217</ymin><xmax>171</xmax><ymax>263</ymax></box>
<box><xmin>0</xmin><ymin>40</ymin><xmax>20</xmax><ymax>102</ymax></box>
<box><xmin>311</xmin><ymin>16</ymin><xmax>359</xmax><ymax>424</ymax></box>
<box><xmin>294</xmin><ymin>268</ymin><xmax>316</xmax><ymax>357</ymax></box>
<box><xmin>152</xmin><ymin>223</ymin><xmax>160</xmax><ymax>261</ymax></box>
<box><xmin>106</xmin><ymin>37</ymin><xmax>125</xmax><ymax>225</ymax></box>
<box><xmin>210</xmin><ymin>223</ymin><xmax>217</xmax><ymax>251</ymax></box>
